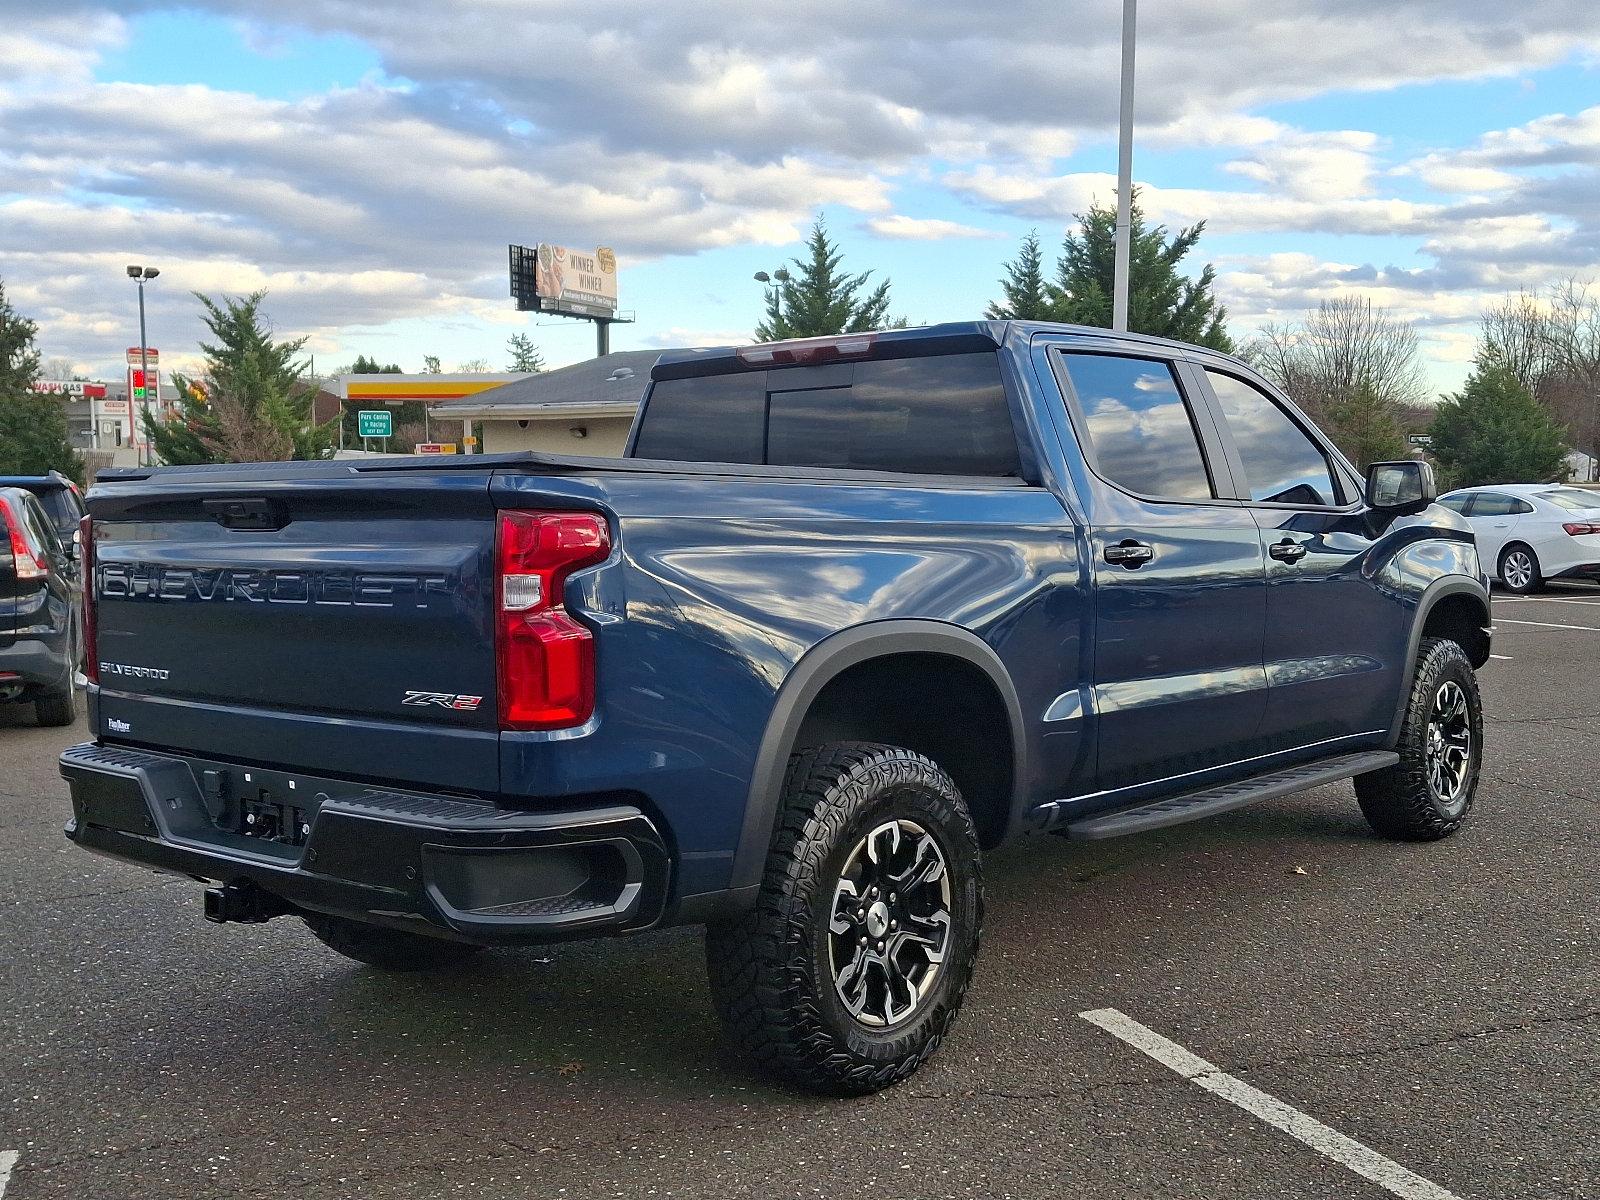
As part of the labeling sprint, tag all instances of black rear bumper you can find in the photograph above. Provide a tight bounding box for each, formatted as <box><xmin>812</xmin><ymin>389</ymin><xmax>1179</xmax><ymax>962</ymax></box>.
<box><xmin>59</xmin><ymin>742</ymin><xmax>671</xmax><ymax>945</ymax></box>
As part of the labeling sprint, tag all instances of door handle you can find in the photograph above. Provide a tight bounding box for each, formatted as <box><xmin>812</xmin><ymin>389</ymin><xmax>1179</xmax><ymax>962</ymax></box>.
<box><xmin>1103</xmin><ymin>541</ymin><xmax>1154</xmax><ymax>567</ymax></box>
<box><xmin>1269</xmin><ymin>540</ymin><xmax>1307</xmax><ymax>563</ymax></box>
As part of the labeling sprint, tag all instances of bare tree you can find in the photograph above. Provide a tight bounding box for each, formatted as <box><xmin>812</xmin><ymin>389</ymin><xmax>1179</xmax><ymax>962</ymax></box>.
<box><xmin>204</xmin><ymin>387</ymin><xmax>294</xmax><ymax>463</ymax></box>
<box><xmin>1245</xmin><ymin>297</ymin><xmax>1424</xmax><ymax>467</ymax></box>
<box><xmin>1478</xmin><ymin>290</ymin><xmax>1557</xmax><ymax>400</ymax></box>
<box><xmin>1541</xmin><ymin>278</ymin><xmax>1600</xmax><ymax>478</ymax></box>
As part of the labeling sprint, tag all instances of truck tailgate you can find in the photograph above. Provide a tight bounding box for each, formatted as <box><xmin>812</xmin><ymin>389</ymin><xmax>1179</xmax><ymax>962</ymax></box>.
<box><xmin>88</xmin><ymin>469</ymin><xmax>500</xmax><ymax>792</ymax></box>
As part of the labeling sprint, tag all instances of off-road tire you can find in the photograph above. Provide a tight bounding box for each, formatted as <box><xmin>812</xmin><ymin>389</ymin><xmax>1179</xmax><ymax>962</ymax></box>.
<box><xmin>303</xmin><ymin>911</ymin><xmax>484</xmax><ymax>971</ymax></box>
<box><xmin>1497</xmin><ymin>543</ymin><xmax>1542</xmax><ymax>594</ymax></box>
<box><xmin>704</xmin><ymin>742</ymin><xmax>983</xmax><ymax>1095</ymax></box>
<box><xmin>1355</xmin><ymin>637</ymin><xmax>1482</xmax><ymax>840</ymax></box>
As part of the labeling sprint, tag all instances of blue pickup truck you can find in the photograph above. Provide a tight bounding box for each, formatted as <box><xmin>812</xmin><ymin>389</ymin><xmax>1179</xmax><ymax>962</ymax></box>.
<box><xmin>61</xmin><ymin>321</ymin><xmax>1490</xmax><ymax>1093</ymax></box>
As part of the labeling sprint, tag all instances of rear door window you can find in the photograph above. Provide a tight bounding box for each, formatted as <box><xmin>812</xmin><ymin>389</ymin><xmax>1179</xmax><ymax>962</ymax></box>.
<box><xmin>1205</xmin><ymin>370</ymin><xmax>1341</xmax><ymax>506</ymax></box>
<box><xmin>1468</xmin><ymin>493</ymin><xmax>1519</xmax><ymax>517</ymax></box>
<box><xmin>1058</xmin><ymin>353</ymin><xmax>1213</xmax><ymax>499</ymax></box>
<box><xmin>634</xmin><ymin>352</ymin><xmax>1021</xmax><ymax>477</ymax></box>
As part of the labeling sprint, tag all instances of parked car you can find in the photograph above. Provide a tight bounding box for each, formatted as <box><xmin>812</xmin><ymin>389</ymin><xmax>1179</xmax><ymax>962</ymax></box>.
<box><xmin>59</xmin><ymin>322</ymin><xmax>1491</xmax><ymax>1094</ymax></box>
<box><xmin>0</xmin><ymin>486</ymin><xmax>83</xmax><ymax>726</ymax></box>
<box><xmin>1438</xmin><ymin>483</ymin><xmax>1600</xmax><ymax>592</ymax></box>
<box><xmin>0</xmin><ymin>470</ymin><xmax>86</xmax><ymax>546</ymax></box>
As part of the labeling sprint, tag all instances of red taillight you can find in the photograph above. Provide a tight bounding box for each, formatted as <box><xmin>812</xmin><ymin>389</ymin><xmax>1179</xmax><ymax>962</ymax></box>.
<box><xmin>1563</xmin><ymin>522</ymin><xmax>1600</xmax><ymax>536</ymax></box>
<box><xmin>81</xmin><ymin>515</ymin><xmax>97</xmax><ymax>684</ymax></box>
<box><xmin>495</xmin><ymin>511</ymin><xmax>610</xmax><ymax>730</ymax></box>
<box><xmin>0</xmin><ymin>496</ymin><xmax>48</xmax><ymax>581</ymax></box>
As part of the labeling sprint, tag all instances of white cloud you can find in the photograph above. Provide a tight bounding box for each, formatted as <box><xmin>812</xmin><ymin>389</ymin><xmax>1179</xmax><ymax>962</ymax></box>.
<box><xmin>864</xmin><ymin>215</ymin><xmax>1003</xmax><ymax>240</ymax></box>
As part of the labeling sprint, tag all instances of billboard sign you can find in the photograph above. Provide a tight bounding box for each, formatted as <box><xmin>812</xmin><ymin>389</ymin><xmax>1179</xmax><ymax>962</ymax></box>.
<box><xmin>510</xmin><ymin>243</ymin><xmax>617</xmax><ymax>319</ymax></box>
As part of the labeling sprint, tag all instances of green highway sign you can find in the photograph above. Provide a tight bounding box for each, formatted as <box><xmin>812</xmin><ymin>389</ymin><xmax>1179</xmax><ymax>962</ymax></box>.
<box><xmin>358</xmin><ymin>410</ymin><xmax>393</xmax><ymax>438</ymax></box>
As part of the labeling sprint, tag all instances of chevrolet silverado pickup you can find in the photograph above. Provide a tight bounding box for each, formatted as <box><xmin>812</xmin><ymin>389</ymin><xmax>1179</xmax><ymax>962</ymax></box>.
<box><xmin>60</xmin><ymin>321</ymin><xmax>1491</xmax><ymax>1094</ymax></box>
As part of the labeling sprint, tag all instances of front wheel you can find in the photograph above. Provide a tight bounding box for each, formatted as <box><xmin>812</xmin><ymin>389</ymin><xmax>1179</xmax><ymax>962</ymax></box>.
<box><xmin>1355</xmin><ymin>637</ymin><xmax>1482</xmax><ymax>840</ymax></box>
<box><xmin>705</xmin><ymin>742</ymin><xmax>983</xmax><ymax>1095</ymax></box>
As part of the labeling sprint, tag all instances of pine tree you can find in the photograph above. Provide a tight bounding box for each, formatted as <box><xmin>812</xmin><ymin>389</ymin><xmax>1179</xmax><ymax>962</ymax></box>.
<box><xmin>0</xmin><ymin>394</ymin><xmax>85</xmax><ymax>484</ymax></box>
<box><xmin>1049</xmin><ymin>190</ymin><xmax>1233</xmax><ymax>351</ymax></box>
<box><xmin>985</xmin><ymin>230</ymin><xmax>1052</xmax><ymax>320</ymax></box>
<box><xmin>1322</xmin><ymin>381</ymin><xmax>1408</xmax><ymax>470</ymax></box>
<box><xmin>0</xmin><ymin>278</ymin><xmax>41</xmax><ymax>397</ymax></box>
<box><xmin>755</xmin><ymin>217</ymin><xmax>894</xmax><ymax>341</ymax></box>
<box><xmin>0</xmin><ymin>279</ymin><xmax>83</xmax><ymax>483</ymax></box>
<box><xmin>348</xmin><ymin>354</ymin><xmax>402</xmax><ymax>373</ymax></box>
<box><xmin>507</xmin><ymin>334</ymin><xmax>545</xmax><ymax>372</ymax></box>
<box><xmin>1429</xmin><ymin>363</ymin><xmax>1569</xmax><ymax>489</ymax></box>
<box><xmin>145</xmin><ymin>291</ymin><xmax>334</xmax><ymax>464</ymax></box>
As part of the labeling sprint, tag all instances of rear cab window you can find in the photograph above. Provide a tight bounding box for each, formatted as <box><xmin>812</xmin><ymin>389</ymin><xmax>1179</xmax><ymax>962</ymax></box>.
<box><xmin>1543</xmin><ymin>488</ymin><xmax>1600</xmax><ymax>513</ymax></box>
<box><xmin>632</xmin><ymin>351</ymin><xmax>1022</xmax><ymax>477</ymax></box>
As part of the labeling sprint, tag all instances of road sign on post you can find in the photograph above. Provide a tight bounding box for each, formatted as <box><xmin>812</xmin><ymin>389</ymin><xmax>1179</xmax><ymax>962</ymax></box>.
<box><xmin>358</xmin><ymin>410</ymin><xmax>393</xmax><ymax>438</ymax></box>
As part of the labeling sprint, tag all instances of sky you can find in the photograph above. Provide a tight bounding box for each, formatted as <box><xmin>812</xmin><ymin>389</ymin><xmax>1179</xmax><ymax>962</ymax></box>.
<box><xmin>2</xmin><ymin>2</ymin><xmax>1599</xmax><ymax>393</ymax></box>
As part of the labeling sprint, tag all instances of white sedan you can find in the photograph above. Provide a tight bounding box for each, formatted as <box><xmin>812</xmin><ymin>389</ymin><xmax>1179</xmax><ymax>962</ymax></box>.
<box><xmin>1438</xmin><ymin>484</ymin><xmax>1600</xmax><ymax>593</ymax></box>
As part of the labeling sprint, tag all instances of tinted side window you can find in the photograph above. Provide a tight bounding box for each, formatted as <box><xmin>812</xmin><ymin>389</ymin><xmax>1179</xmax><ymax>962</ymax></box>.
<box><xmin>1469</xmin><ymin>493</ymin><xmax>1518</xmax><ymax>517</ymax></box>
<box><xmin>1438</xmin><ymin>495</ymin><xmax>1470</xmax><ymax>514</ymax></box>
<box><xmin>1206</xmin><ymin>371</ymin><xmax>1340</xmax><ymax>506</ymax></box>
<box><xmin>1060</xmin><ymin>354</ymin><xmax>1212</xmax><ymax>499</ymax></box>
<box><xmin>35</xmin><ymin>488</ymin><xmax>80</xmax><ymax>537</ymax></box>
<box><xmin>766</xmin><ymin>354</ymin><xmax>1019</xmax><ymax>476</ymax></box>
<box><xmin>632</xmin><ymin>373</ymin><xmax>766</xmax><ymax>463</ymax></box>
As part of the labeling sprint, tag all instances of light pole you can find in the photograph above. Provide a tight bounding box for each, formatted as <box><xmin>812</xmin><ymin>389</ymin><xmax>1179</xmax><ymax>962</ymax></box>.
<box><xmin>126</xmin><ymin>265</ymin><xmax>160</xmax><ymax>465</ymax></box>
<box><xmin>1111</xmin><ymin>0</ymin><xmax>1137</xmax><ymax>333</ymax></box>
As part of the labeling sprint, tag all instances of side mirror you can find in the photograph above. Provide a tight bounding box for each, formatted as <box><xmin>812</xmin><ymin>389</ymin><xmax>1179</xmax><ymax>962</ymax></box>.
<box><xmin>1365</xmin><ymin>460</ymin><xmax>1436</xmax><ymax>513</ymax></box>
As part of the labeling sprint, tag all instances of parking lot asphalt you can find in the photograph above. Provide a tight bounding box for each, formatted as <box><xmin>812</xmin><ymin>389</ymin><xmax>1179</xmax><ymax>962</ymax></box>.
<box><xmin>1</xmin><ymin>585</ymin><xmax>1595</xmax><ymax>1200</ymax></box>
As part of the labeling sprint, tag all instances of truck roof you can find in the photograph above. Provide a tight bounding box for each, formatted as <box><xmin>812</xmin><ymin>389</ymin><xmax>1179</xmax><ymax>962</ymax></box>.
<box><xmin>649</xmin><ymin>320</ymin><xmax>1235</xmax><ymax>380</ymax></box>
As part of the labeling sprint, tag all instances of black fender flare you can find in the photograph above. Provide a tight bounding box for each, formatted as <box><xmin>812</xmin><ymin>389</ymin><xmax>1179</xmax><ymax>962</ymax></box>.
<box><xmin>728</xmin><ymin>620</ymin><xmax>1028</xmax><ymax>895</ymax></box>
<box><xmin>1386</xmin><ymin>575</ymin><xmax>1491</xmax><ymax>746</ymax></box>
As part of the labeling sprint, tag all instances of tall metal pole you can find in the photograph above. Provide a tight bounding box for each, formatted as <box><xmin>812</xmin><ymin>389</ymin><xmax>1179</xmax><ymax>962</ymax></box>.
<box><xmin>136</xmin><ymin>279</ymin><xmax>151</xmax><ymax>466</ymax></box>
<box><xmin>1111</xmin><ymin>0</ymin><xmax>1137</xmax><ymax>333</ymax></box>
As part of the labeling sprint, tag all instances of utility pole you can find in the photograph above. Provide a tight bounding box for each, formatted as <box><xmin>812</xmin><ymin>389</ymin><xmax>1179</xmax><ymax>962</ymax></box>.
<box><xmin>1111</xmin><ymin>0</ymin><xmax>1137</xmax><ymax>333</ymax></box>
<box><xmin>125</xmin><ymin>265</ymin><xmax>160</xmax><ymax>464</ymax></box>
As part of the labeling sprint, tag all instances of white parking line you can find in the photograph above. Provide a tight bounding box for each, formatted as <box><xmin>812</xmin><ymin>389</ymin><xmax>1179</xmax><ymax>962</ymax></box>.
<box><xmin>1079</xmin><ymin>1009</ymin><xmax>1461</xmax><ymax>1200</ymax></box>
<box><xmin>1489</xmin><ymin>654</ymin><xmax>1513</xmax><ymax>661</ymax></box>
<box><xmin>1495</xmin><ymin>617</ymin><xmax>1600</xmax><ymax>632</ymax></box>
<box><xmin>0</xmin><ymin>1151</ymin><xmax>18</xmax><ymax>1199</ymax></box>
<box><xmin>1495</xmin><ymin>596</ymin><xmax>1600</xmax><ymax>607</ymax></box>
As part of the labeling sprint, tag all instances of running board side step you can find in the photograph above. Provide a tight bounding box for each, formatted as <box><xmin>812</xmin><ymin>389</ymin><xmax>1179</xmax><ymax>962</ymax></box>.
<box><xmin>1043</xmin><ymin>750</ymin><xmax>1399</xmax><ymax>841</ymax></box>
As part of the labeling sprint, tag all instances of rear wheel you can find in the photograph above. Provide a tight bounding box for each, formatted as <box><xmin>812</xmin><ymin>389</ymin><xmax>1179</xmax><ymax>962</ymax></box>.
<box><xmin>704</xmin><ymin>742</ymin><xmax>983</xmax><ymax>1095</ymax></box>
<box><xmin>1498</xmin><ymin>543</ymin><xmax>1542</xmax><ymax>594</ymax></box>
<box><xmin>1355</xmin><ymin>637</ymin><xmax>1482</xmax><ymax>840</ymax></box>
<box><xmin>302</xmin><ymin>911</ymin><xmax>485</xmax><ymax>972</ymax></box>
